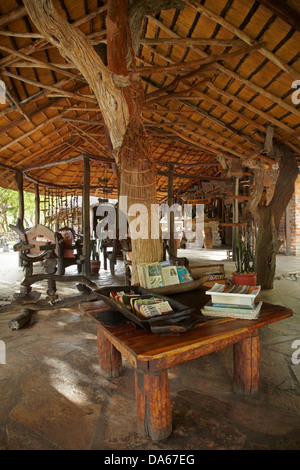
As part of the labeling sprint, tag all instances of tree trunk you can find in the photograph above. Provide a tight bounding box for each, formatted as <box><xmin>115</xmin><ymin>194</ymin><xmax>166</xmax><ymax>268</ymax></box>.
<box><xmin>250</xmin><ymin>142</ymin><xmax>298</xmax><ymax>290</ymax></box>
<box><xmin>254</xmin><ymin>208</ymin><xmax>282</xmax><ymax>289</ymax></box>
<box><xmin>23</xmin><ymin>0</ymin><xmax>168</xmax><ymax>283</ymax></box>
<box><xmin>118</xmin><ymin>117</ymin><xmax>163</xmax><ymax>282</ymax></box>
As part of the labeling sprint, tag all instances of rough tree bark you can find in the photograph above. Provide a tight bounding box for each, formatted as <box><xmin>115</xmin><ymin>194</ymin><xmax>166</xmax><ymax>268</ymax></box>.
<box><xmin>23</xmin><ymin>0</ymin><xmax>184</xmax><ymax>282</ymax></box>
<box><xmin>248</xmin><ymin>128</ymin><xmax>299</xmax><ymax>290</ymax></box>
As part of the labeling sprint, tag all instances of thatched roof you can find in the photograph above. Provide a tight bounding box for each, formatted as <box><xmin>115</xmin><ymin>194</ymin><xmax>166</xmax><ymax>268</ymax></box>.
<box><xmin>0</xmin><ymin>0</ymin><xmax>299</xmax><ymax>201</ymax></box>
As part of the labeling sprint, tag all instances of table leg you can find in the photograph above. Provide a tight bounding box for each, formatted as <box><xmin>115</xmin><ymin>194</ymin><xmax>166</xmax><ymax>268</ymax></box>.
<box><xmin>97</xmin><ymin>329</ymin><xmax>122</xmax><ymax>378</ymax></box>
<box><xmin>233</xmin><ymin>333</ymin><xmax>260</xmax><ymax>396</ymax></box>
<box><xmin>135</xmin><ymin>370</ymin><xmax>172</xmax><ymax>441</ymax></box>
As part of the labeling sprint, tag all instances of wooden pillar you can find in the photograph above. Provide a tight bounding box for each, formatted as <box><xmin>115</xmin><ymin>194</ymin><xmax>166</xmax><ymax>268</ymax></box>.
<box><xmin>97</xmin><ymin>329</ymin><xmax>122</xmax><ymax>378</ymax></box>
<box><xmin>82</xmin><ymin>155</ymin><xmax>91</xmax><ymax>276</ymax></box>
<box><xmin>15</xmin><ymin>170</ymin><xmax>24</xmax><ymax>230</ymax></box>
<box><xmin>135</xmin><ymin>370</ymin><xmax>172</xmax><ymax>441</ymax></box>
<box><xmin>168</xmin><ymin>163</ymin><xmax>176</xmax><ymax>256</ymax></box>
<box><xmin>232</xmin><ymin>177</ymin><xmax>239</xmax><ymax>262</ymax></box>
<box><xmin>233</xmin><ymin>332</ymin><xmax>260</xmax><ymax>396</ymax></box>
<box><xmin>34</xmin><ymin>183</ymin><xmax>40</xmax><ymax>226</ymax></box>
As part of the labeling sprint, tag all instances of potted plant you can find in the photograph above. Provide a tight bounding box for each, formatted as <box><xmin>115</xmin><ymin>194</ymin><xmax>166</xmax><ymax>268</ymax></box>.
<box><xmin>90</xmin><ymin>241</ymin><xmax>101</xmax><ymax>274</ymax></box>
<box><xmin>232</xmin><ymin>224</ymin><xmax>258</xmax><ymax>286</ymax></box>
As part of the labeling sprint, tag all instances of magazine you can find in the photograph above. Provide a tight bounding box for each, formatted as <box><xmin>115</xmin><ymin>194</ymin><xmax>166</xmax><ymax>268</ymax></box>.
<box><xmin>177</xmin><ymin>266</ymin><xmax>193</xmax><ymax>283</ymax></box>
<box><xmin>206</xmin><ymin>283</ymin><xmax>261</xmax><ymax>307</ymax></box>
<box><xmin>137</xmin><ymin>262</ymin><xmax>194</xmax><ymax>288</ymax></box>
<box><xmin>144</xmin><ymin>263</ymin><xmax>164</xmax><ymax>288</ymax></box>
<box><xmin>162</xmin><ymin>266</ymin><xmax>180</xmax><ymax>286</ymax></box>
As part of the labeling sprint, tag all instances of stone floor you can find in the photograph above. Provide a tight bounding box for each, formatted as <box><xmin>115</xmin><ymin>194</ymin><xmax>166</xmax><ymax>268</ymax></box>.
<box><xmin>0</xmin><ymin>248</ymin><xmax>300</xmax><ymax>451</ymax></box>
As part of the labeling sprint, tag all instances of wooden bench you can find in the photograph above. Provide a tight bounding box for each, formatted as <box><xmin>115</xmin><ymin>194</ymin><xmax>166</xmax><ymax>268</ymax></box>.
<box><xmin>82</xmin><ymin>294</ymin><xmax>292</xmax><ymax>441</ymax></box>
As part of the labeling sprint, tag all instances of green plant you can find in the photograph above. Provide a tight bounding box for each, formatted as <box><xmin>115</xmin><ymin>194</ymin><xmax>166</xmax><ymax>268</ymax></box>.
<box><xmin>235</xmin><ymin>224</ymin><xmax>257</xmax><ymax>274</ymax></box>
<box><xmin>90</xmin><ymin>241</ymin><xmax>99</xmax><ymax>261</ymax></box>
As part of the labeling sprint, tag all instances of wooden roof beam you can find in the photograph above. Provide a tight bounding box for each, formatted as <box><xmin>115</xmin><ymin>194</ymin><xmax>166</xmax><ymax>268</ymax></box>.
<box><xmin>186</xmin><ymin>0</ymin><xmax>299</xmax><ymax>80</ymax></box>
<box><xmin>134</xmin><ymin>42</ymin><xmax>266</xmax><ymax>75</ymax></box>
<box><xmin>147</xmin><ymin>115</ymin><xmax>251</xmax><ymax>160</ymax></box>
<box><xmin>147</xmin><ymin>15</ymin><xmax>300</xmax><ymax>119</ymax></box>
<box><xmin>0</xmin><ymin>80</ymin><xmax>89</xmax><ymax>136</ymax></box>
<box><xmin>257</xmin><ymin>0</ymin><xmax>300</xmax><ymax>32</ymax></box>
<box><xmin>0</xmin><ymin>44</ymin><xmax>86</xmax><ymax>83</ymax></box>
<box><xmin>0</xmin><ymin>109</ymin><xmax>71</xmax><ymax>154</ymax></box>
<box><xmin>207</xmin><ymin>82</ymin><xmax>299</xmax><ymax>136</ymax></box>
<box><xmin>0</xmin><ymin>6</ymin><xmax>27</xmax><ymax>28</ymax></box>
<box><xmin>140</xmin><ymin>37</ymin><xmax>245</xmax><ymax>47</ymax></box>
<box><xmin>1</xmin><ymin>71</ymin><xmax>96</xmax><ymax>104</ymax></box>
<box><xmin>0</xmin><ymin>5</ymin><xmax>108</xmax><ymax>70</ymax></box>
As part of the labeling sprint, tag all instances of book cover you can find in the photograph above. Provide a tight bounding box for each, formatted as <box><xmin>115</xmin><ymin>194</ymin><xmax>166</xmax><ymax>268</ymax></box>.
<box><xmin>144</xmin><ymin>263</ymin><xmax>164</xmax><ymax>288</ymax></box>
<box><xmin>118</xmin><ymin>294</ymin><xmax>141</xmax><ymax>311</ymax></box>
<box><xmin>176</xmin><ymin>266</ymin><xmax>193</xmax><ymax>283</ymax></box>
<box><xmin>204</xmin><ymin>301</ymin><xmax>260</xmax><ymax>313</ymax></box>
<box><xmin>162</xmin><ymin>266</ymin><xmax>180</xmax><ymax>286</ymax></box>
<box><xmin>137</xmin><ymin>262</ymin><xmax>150</xmax><ymax>288</ymax></box>
<box><xmin>202</xmin><ymin>301</ymin><xmax>263</xmax><ymax>319</ymax></box>
<box><xmin>159</xmin><ymin>260</ymin><xmax>173</xmax><ymax>267</ymax></box>
<box><xmin>131</xmin><ymin>297</ymin><xmax>162</xmax><ymax>316</ymax></box>
<box><xmin>207</xmin><ymin>272</ymin><xmax>226</xmax><ymax>281</ymax></box>
<box><xmin>139</xmin><ymin>301</ymin><xmax>173</xmax><ymax>318</ymax></box>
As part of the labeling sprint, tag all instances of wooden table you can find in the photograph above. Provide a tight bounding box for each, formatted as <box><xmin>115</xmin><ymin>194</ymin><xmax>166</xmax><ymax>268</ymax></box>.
<box><xmin>83</xmin><ymin>297</ymin><xmax>293</xmax><ymax>441</ymax></box>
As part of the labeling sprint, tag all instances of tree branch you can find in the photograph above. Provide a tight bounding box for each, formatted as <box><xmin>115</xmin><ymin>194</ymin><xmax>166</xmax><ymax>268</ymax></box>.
<box><xmin>128</xmin><ymin>0</ymin><xmax>185</xmax><ymax>61</ymax></box>
<box><xmin>23</xmin><ymin>0</ymin><xmax>129</xmax><ymax>153</ymax></box>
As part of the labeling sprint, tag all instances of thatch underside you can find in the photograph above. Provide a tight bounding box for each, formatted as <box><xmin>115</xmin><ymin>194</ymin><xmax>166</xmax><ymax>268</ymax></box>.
<box><xmin>0</xmin><ymin>0</ymin><xmax>299</xmax><ymax>201</ymax></box>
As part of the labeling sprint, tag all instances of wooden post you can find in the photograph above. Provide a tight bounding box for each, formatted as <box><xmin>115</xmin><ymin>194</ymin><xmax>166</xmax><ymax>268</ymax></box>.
<box><xmin>34</xmin><ymin>183</ymin><xmax>40</xmax><ymax>225</ymax></box>
<box><xmin>135</xmin><ymin>370</ymin><xmax>172</xmax><ymax>441</ymax></box>
<box><xmin>82</xmin><ymin>155</ymin><xmax>91</xmax><ymax>276</ymax></box>
<box><xmin>15</xmin><ymin>170</ymin><xmax>25</xmax><ymax>267</ymax></box>
<box><xmin>97</xmin><ymin>329</ymin><xmax>122</xmax><ymax>378</ymax></box>
<box><xmin>168</xmin><ymin>163</ymin><xmax>177</xmax><ymax>257</ymax></box>
<box><xmin>232</xmin><ymin>177</ymin><xmax>239</xmax><ymax>262</ymax></box>
<box><xmin>233</xmin><ymin>333</ymin><xmax>260</xmax><ymax>396</ymax></box>
<box><xmin>15</xmin><ymin>170</ymin><xmax>24</xmax><ymax>230</ymax></box>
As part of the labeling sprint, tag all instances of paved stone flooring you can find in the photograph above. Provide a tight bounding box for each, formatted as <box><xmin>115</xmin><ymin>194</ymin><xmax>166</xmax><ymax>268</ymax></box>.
<box><xmin>0</xmin><ymin>249</ymin><xmax>300</xmax><ymax>450</ymax></box>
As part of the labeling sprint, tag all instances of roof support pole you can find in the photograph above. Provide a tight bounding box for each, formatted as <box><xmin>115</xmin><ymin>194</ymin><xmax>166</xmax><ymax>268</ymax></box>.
<box><xmin>82</xmin><ymin>156</ymin><xmax>91</xmax><ymax>276</ymax></box>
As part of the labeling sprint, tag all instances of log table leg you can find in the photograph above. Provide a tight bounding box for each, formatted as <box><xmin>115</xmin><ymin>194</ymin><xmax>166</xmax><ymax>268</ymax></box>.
<box><xmin>135</xmin><ymin>370</ymin><xmax>172</xmax><ymax>441</ymax></box>
<box><xmin>233</xmin><ymin>333</ymin><xmax>260</xmax><ymax>396</ymax></box>
<box><xmin>97</xmin><ymin>329</ymin><xmax>122</xmax><ymax>378</ymax></box>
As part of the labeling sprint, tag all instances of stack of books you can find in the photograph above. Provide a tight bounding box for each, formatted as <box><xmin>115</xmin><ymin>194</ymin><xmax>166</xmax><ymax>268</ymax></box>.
<box><xmin>137</xmin><ymin>261</ymin><xmax>193</xmax><ymax>289</ymax></box>
<box><xmin>109</xmin><ymin>290</ymin><xmax>173</xmax><ymax>319</ymax></box>
<box><xmin>202</xmin><ymin>283</ymin><xmax>262</xmax><ymax>320</ymax></box>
